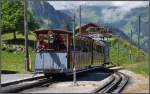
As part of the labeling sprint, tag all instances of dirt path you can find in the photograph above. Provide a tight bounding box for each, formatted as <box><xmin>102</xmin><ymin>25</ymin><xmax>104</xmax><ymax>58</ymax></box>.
<box><xmin>119</xmin><ymin>70</ymin><xmax>149</xmax><ymax>93</ymax></box>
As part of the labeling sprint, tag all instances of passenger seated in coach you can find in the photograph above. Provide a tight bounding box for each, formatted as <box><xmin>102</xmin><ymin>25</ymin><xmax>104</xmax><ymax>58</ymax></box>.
<box><xmin>36</xmin><ymin>34</ymin><xmax>46</xmax><ymax>51</ymax></box>
<box><xmin>40</xmin><ymin>40</ymin><xmax>46</xmax><ymax>49</ymax></box>
<box><xmin>47</xmin><ymin>31</ymin><xmax>54</xmax><ymax>49</ymax></box>
<box><xmin>53</xmin><ymin>34</ymin><xmax>66</xmax><ymax>51</ymax></box>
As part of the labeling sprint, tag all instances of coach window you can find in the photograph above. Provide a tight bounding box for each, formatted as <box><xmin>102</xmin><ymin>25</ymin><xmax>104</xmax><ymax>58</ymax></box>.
<box><xmin>44</xmin><ymin>34</ymin><xmax>49</xmax><ymax>49</ymax></box>
<box><xmin>82</xmin><ymin>39</ymin><xmax>89</xmax><ymax>52</ymax></box>
<box><xmin>88</xmin><ymin>40</ymin><xmax>92</xmax><ymax>52</ymax></box>
<box><xmin>47</xmin><ymin>31</ymin><xmax>54</xmax><ymax>49</ymax></box>
<box><xmin>38</xmin><ymin>34</ymin><xmax>46</xmax><ymax>49</ymax></box>
<box><xmin>97</xmin><ymin>46</ymin><xmax>104</xmax><ymax>54</ymax></box>
<box><xmin>53</xmin><ymin>34</ymin><xmax>67</xmax><ymax>51</ymax></box>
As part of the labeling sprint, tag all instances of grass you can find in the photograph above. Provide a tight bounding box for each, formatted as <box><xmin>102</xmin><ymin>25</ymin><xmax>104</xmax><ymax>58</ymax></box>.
<box><xmin>2</xmin><ymin>49</ymin><xmax>36</xmax><ymax>73</ymax></box>
<box><xmin>1</xmin><ymin>48</ymin><xmax>35</xmax><ymax>73</ymax></box>
<box><xmin>1</xmin><ymin>32</ymin><xmax>35</xmax><ymax>73</ymax></box>
<box><xmin>2</xmin><ymin>32</ymin><xmax>35</xmax><ymax>41</ymax></box>
<box><xmin>2</xmin><ymin>50</ymin><xmax>25</xmax><ymax>73</ymax></box>
<box><xmin>1</xmin><ymin>32</ymin><xmax>149</xmax><ymax>76</ymax></box>
<box><xmin>109</xmin><ymin>36</ymin><xmax>149</xmax><ymax>77</ymax></box>
<box><xmin>125</xmin><ymin>62</ymin><xmax>149</xmax><ymax>76</ymax></box>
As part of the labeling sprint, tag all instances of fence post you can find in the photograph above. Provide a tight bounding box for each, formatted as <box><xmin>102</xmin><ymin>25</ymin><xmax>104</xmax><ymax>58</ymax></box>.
<box><xmin>24</xmin><ymin>0</ymin><xmax>30</xmax><ymax>71</ymax></box>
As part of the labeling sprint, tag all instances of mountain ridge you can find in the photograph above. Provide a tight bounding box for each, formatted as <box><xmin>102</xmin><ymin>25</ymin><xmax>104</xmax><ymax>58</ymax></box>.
<box><xmin>28</xmin><ymin>1</ymin><xmax>149</xmax><ymax>52</ymax></box>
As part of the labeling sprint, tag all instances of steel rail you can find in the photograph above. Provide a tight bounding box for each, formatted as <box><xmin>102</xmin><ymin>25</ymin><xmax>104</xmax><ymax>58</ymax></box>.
<box><xmin>91</xmin><ymin>75</ymin><xmax>115</xmax><ymax>93</ymax></box>
<box><xmin>112</xmin><ymin>72</ymin><xmax>129</xmax><ymax>93</ymax></box>
<box><xmin>99</xmin><ymin>72</ymin><xmax>122</xmax><ymax>93</ymax></box>
<box><xmin>92</xmin><ymin>72</ymin><xmax>128</xmax><ymax>93</ymax></box>
<box><xmin>1</xmin><ymin>78</ymin><xmax>54</xmax><ymax>93</ymax></box>
<box><xmin>1</xmin><ymin>76</ymin><xmax>45</xmax><ymax>87</ymax></box>
<box><xmin>1</xmin><ymin>66</ymin><xmax>102</xmax><ymax>87</ymax></box>
<box><xmin>1</xmin><ymin>66</ymin><xmax>106</xmax><ymax>93</ymax></box>
<box><xmin>1</xmin><ymin>66</ymin><xmax>121</xmax><ymax>93</ymax></box>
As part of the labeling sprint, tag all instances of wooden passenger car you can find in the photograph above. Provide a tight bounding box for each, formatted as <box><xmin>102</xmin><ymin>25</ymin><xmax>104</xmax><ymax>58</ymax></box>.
<box><xmin>34</xmin><ymin>29</ymin><xmax>72</xmax><ymax>74</ymax></box>
<box><xmin>34</xmin><ymin>29</ymin><xmax>108</xmax><ymax>76</ymax></box>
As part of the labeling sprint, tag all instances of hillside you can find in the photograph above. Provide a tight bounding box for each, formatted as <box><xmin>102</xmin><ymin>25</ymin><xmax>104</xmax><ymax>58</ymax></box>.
<box><xmin>1</xmin><ymin>1</ymin><xmax>148</xmax><ymax>76</ymax></box>
<box><xmin>28</xmin><ymin>1</ymin><xmax>72</xmax><ymax>29</ymax></box>
<box><xmin>28</xmin><ymin>1</ymin><xmax>149</xmax><ymax>52</ymax></box>
<box><xmin>109</xmin><ymin>35</ymin><xmax>148</xmax><ymax>76</ymax></box>
<box><xmin>1</xmin><ymin>32</ymin><xmax>148</xmax><ymax>76</ymax></box>
<box><xmin>1</xmin><ymin>32</ymin><xmax>35</xmax><ymax>73</ymax></box>
<box><xmin>61</xmin><ymin>6</ymin><xmax>149</xmax><ymax>52</ymax></box>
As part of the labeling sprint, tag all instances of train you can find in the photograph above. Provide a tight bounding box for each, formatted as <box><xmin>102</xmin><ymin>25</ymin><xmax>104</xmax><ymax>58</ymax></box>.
<box><xmin>33</xmin><ymin>24</ymin><xmax>111</xmax><ymax>77</ymax></box>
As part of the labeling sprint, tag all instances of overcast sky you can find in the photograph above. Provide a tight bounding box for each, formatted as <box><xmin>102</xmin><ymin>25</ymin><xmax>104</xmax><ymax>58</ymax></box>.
<box><xmin>48</xmin><ymin>1</ymin><xmax>149</xmax><ymax>10</ymax></box>
<box><xmin>48</xmin><ymin>1</ymin><xmax>148</xmax><ymax>23</ymax></box>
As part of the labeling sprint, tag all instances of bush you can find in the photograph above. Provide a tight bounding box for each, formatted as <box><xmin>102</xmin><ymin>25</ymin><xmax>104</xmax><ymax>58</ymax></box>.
<box><xmin>2</xmin><ymin>47</ymin><xmax>6</xmax><ymax>51</ymax></box>
<box><xmin>5</xmin><ymin>47</ymin><xmax>16</xmax><ymax>53</ymax></box>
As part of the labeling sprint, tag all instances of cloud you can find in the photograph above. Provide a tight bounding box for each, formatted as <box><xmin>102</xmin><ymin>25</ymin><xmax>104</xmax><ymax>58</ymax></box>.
<box><xmin>101</xmin><ymin>7</ymin><xmax>131</xmax><ymax>23</ymax></box>
<box><xmin>100</xmin><ymin>1</ymin><xmax>148</xmax><ymax>23</ymax></box>
<box><xmin>48</xmin><ymin>1</ymin><xmax>148</xmax><ymax>23</ymax></box>
<box><xmin>48</xmin><ymin>1</ymin><xmax>148</xmax><ymax>10</ymax></box>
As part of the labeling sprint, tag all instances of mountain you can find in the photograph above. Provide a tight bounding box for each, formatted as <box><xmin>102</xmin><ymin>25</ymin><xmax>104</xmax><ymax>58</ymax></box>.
<box><xmin>28</xmin><ymin>1</ymin><xmax>149</xmax><ymax>52</ymax></box>
<box><xmin>28</xmin><ymin>1</ymin><xmax>72</xmax><ymax>29</ymax></box>
<box><xmin>61</xmin><ymin>6</ymin><xmax>149</xmax><ymax>52</ymax></box>
<box><xmin>117</xmin><ymin>7</ymin><xmax>149</xmax><ymax>52</ymax></box>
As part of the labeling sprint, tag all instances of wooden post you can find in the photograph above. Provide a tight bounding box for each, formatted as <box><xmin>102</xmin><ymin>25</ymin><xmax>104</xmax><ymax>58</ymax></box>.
<box><xmin>78</xmin><ymin>5</ymin><xmax>82</xmax><ymax>51</ymax></box>
<box><xmin>0</xmin><ymin>0</ymin><xmax>2</xmax><ymax>88</ymax></box>
<box><xmin>73</xmin><ymin>12</ymin><xmax>78</xmax><ymax>86</ymax></box>
<box><xmin>67</xmin><ymin>34</ymin><xmax>70</xmax><ymax>69</ymax></box>
<box><xmin>24</xmin><ymin>0</ymin><xmax>30</xmax><ymax>71</ymax></box>
<box><xmin>149</xmin><ymin>16</ymin><xmax>150</xmax><ymax>71</ymax></box>
<box><xmin>91</xmin><ymin>40</ymin><xmax>94</xmax><ymax>65</ymax></box>
<box><xmin>29</xmin><ymin>54</ymin><xmax>32</xmax><ymax>71</ymax></box>
<box><xmin>79</xmin><ymin>5</ymin><xmax>81</xmax><ymax>35</ymax></box>
<box><xmin>78</xmin><ymin>5</ymin><xmax>82</xmax><ymax>69</ymax></box>
<box><xmin>73</xmin><ymin>13</ymin><xmax>76</xmax><ymax>67</ymax></box>
<box><xmin>130</xmin><ymin>29</ymin><xmax>133</xmax><ymax>63</ymax></box>
<box><xmin>138</xmin><ymin>16</ymin><xmax>141</xmax><ymax>56</ymax></box>
<box><xmin>117</xmin><ymin>36</ymin><xmax>120</xmax><ymax>65</ymax></box>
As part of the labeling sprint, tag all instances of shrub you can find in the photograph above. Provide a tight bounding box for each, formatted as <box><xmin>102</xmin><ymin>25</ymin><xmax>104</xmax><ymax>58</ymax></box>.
<box><xmin>2</xmin><ymin>47</ymin><xmax>6</xmax><ymax>51</ymax></box>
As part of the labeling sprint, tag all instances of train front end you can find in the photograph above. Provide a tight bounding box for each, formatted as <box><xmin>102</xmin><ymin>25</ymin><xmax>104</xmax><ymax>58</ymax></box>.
<box><xmin>34</xmin><ymin>29</ymin><xmax>72</xmax><ymax>75</ymax></box>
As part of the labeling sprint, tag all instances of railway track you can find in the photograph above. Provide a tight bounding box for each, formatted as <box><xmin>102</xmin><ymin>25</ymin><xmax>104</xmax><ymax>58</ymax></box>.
<box><xmin>1</xmin><ymin>66</ymin><xmax>128</xmax><ymax>93</ymax></box>
<box><xmin>1</xmin><ymin>75</ymin><xmax>45</xmax><ymax>87</ymax></box>
<box><xmin>92</xmin><ymin>72</ymin><xmax>129</xmax><ymax>93</ymax></box>
<box><xmin>1</xmin><ymin>77</ymin><xmax>55</xmax><ymax>93</ymax></box>
<box><xmin>0</xmin><ymin>66</ymin><xmax>104</xmax><ymax>93</ymax></box>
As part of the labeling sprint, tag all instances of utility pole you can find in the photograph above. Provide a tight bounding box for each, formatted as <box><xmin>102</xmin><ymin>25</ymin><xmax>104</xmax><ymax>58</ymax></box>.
<box><xmin>73</xmin><ymin>13</ymin><xmax>76</xmax><ymax>57</ymax></box>
<box><xmin>78</xmin><ymin>5</ymin><xmax>82</xmax><ymax>69</ymax></box>
<box><xmin>117</xmin><ymin>36</ymin><xmax>120</xmax><ymax>65</ymax></box>
<box><xmin>24</xmin><ymin>0</ymin><xmax>30</xmax><ymax>71</ymax></box>
<box><xmin>73</xmin><ymin>13</ymin><xmax>76</xmax><ymax>85</ymax></box>
<box><xmin>79</xmin><ymin>5</ymin><xmax>81</xmax><ymax>35</ymax></box>
<box><xmin>138</xmin><ymin>16</ymin><xmax>141</xmax><ymax>55</ymax></box>
<box><xmin>130</xmin><ymin>29</ymin><xmax>133</xmax><ymax>63</ymax></box>
<box><xmin>0</xmin><ymin>0</ymin><xmax>2</xmax><ymax>88</ymax></box>
<box><xmin>73</xmin><ymin>12</ymin><xmax>78</xmax><ymax>86</ymax></box>
<box><xmin>79</xmin><ymin>5</ymin><xmax>81</xmax><ymax>50</ymax></box>
<box><xmin>149</xmin><ymin>14</ymin><xmax>150</xmax><ymax>72</ymax></box>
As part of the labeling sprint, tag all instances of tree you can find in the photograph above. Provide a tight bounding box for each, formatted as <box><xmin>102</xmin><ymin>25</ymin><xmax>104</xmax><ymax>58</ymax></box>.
<box><xmin>2</xmin><ymin>0</ymin><xmax>39</xmax><ymax>41</ymax></box>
